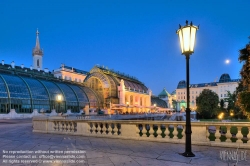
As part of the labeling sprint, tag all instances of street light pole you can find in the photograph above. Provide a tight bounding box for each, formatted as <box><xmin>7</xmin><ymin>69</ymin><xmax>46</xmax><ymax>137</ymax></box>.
<box><xmin>184</xmin><ymin>53</ymin><xmax>193</xmax><ymax>157</ymax></box>
<box><xmin>56</xmin><ymin>94</ymin><xmax>63</xmax><ymax>113</ymax></box>
<box><xmin>176</xmin><ymin>20</ymin><xmax>198</xmax><ymax>157</ymax></box>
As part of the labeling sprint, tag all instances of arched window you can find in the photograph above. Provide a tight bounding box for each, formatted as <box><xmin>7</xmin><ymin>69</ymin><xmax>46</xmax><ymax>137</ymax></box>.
<box><xmin>37</xmin><ymin>59</ymin><xmax>39</xmax><ymax>67</ymax></box>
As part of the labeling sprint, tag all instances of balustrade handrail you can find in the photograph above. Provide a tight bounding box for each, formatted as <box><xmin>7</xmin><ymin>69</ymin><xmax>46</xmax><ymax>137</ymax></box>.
<box><xmin>33</xmin><ymin>117</ymin><xmax>250</xmax><ymax>126</ymax></box>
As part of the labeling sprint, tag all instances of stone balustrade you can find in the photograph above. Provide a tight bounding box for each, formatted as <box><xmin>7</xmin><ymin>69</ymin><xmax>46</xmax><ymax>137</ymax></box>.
<box><xmin>33</xmin><ymin>117</ymin><xmax>250</xmax><ymax>148</ymax></box>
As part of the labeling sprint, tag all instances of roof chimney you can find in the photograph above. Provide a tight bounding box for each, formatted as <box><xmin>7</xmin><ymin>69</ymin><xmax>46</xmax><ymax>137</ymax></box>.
<box><xmin>37</xmin><ymin>67</ymin><xmax>40</xmax><ymax>72</ymax></box>
<box><xmin>11</xmin><ymin>61</ymin><xmax>15</xmax><ymax>68</ymax></box>
<box><xmin>44</xmin><ymin>68</ymin><xmax>49</xmax><ymax>73</ymax></box>
<box><xmin>1</xmin><ymin>60</ymin><xmax>4</xmax><ymax>65</ymax></box>
<box><xmin>21</xmin><ymin>64</ymin><xmax>24</xmax><ymax>69</ymax></box>
<box><xmin>30</xmin><ymin>65</ymin><xmax>33</xmax><ymax>70</ymax></box>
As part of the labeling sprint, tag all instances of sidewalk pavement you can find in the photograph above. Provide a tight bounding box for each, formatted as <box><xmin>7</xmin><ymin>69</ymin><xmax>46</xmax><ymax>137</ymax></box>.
<box><xmin>0</xmin><ymin>119</ymin><xmax>249</xmax><ymax>166</ymax></box>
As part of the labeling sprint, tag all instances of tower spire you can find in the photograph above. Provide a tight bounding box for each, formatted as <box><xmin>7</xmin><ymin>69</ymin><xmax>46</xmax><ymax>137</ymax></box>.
<box><xmin>32</xmin><ymin>29</ymin><xmax>43</xmax><ymax>70</ymax></box>
<box><xmin>35</xmin><ymin>29</ymin><xmax>40</xmax><ymax>50</ymax></box>
<box><xmin>32</xmin><ymin>28</ymin><xmax>43</xmax><ymax>56</ymax></box>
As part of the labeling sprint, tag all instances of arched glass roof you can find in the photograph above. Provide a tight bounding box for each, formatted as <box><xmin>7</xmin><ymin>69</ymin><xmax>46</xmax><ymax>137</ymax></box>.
<box><xmin>151</xmin><ymin>96</ymin><xmax>168</xmax><ymax>108</ymax></box>
<box><xmin>0</xmin><ymin>73</ymin><xmax>100</xmax><ymax>113</ymax></box>
<box><xmin>40</xmin><ymin>80</ymin><xmax>63</xmax><ymax>101</ymax></box>
<box><xmin>23</xmin><ymin>77</ymin><xmax>49</xmax><ymax>100</ymax></box>
<box><xmin>2</xmin><ymin>74</ymin><xmax>31</xmax><ymax>99</ymax></box>
<box><xmin>0</xmin><ymin>75</ymin><xmax>8</xmax><ymax>98</ymax></box>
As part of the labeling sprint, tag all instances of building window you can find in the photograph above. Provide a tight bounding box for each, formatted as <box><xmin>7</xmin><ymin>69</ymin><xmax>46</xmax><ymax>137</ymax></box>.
<box><xmin>37</xmin><ymin>59</ymin><xmax>39</xmax><ymax>67</ymax></box>
<box><xmin>221</xmin><ymin>94</ymin><xmax>222</xmax><ymax>97</ymax></box>
<box><xmin>224</xmin><ymin>94</ymin><xmax>226</xmax><ymax>97</ymax></box>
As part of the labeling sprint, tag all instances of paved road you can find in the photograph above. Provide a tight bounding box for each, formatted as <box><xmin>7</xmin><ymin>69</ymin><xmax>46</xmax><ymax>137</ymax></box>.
<box><xmin>0</xmin><ymin>119</ymin><xmax>249</xmax><ymax>166</ymax></box>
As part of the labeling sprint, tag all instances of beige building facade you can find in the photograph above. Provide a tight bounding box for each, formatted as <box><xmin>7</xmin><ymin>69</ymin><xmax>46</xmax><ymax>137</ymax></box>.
<box><xmin>176</xmin><ymin>74</ymin><xmax>240</xmax><ymax>111</ymax></box>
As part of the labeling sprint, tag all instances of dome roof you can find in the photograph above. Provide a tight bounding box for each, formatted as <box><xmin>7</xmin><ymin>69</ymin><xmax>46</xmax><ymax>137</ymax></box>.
<box><xmin>177</xmin><ymin>80</ymin><xmax>186</xmax><ymax>89</ymax></box>
<box><xmin>158</xmin><ymin>88</ymin><xmax>170</xmax><ymax>97</ymax></box>
<box><xmin>219</xmin><ymin>73</ymin><xmax>231</xmax><ymax>82</ymax></box>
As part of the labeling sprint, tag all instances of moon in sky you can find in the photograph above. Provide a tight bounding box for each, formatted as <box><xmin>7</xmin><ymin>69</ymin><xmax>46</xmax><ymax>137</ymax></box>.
<box><xmin>225</xmin><ymin>59</ymin><xmax>230</xmax><ymax>64</ymax></box>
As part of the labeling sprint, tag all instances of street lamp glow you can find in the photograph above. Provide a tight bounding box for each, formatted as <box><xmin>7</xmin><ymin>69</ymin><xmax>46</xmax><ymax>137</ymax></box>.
<box><xmin>177</xmin><ymin>21</ymin><xmax>199</xmax><ymax>55</ymax></box>
<box><xmin>57</xmin><ymin>94</ymin><xmax>63</xmax><ymax>102</ymax></box>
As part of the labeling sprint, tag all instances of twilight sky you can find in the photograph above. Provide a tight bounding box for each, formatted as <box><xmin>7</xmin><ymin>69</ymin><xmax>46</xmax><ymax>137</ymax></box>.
<box><xmin>0</xmin><ymin>0</ymin><xmax>249</xmax><ymax>95</ymax></box>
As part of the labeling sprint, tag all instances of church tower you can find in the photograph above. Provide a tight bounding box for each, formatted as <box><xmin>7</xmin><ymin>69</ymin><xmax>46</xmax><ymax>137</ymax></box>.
<box><xmin>32</xmin><ymin>29</ymin><xmax>43</xmax><ymax>69</ymax></box>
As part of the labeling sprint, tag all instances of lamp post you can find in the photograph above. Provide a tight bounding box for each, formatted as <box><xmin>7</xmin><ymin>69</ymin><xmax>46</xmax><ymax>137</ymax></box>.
<box><xmin>126</xmin><ymin>101</ymin><xmax>129</xmax><ymax>114</ymax></box>
<box><xmin>56</xmin><ymin>94</ymin><xmax>63</xmax><ymax>113</ymax></box>
<box><xmin>176</xmin><ymin>20</ymin><xmax>198</xmax><ymax>157</ymax></box>
<box><xmin>154</xmin><ymin>104</ymin><xmax>156</xmax><ymax>113</ymax></box>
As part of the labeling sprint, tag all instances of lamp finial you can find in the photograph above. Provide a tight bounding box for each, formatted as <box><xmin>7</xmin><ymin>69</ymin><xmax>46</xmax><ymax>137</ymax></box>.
<box><xmin>186</xmin><ymin>20</ymin><xmax>188</xmax><ymax>25</ymax></box>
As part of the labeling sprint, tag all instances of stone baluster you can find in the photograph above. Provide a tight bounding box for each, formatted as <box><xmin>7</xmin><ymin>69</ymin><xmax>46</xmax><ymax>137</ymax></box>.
<box><xmin>165</xmin><ymin>125</ymin><xmax>170</xmax><ymax>140</ymax></box>
<box><xmin>108</xmin><ymin>123</ymin><xmax>113</xmax><ymax>135</ymax></box>
<box><xmin>149</xmin><ymin>124</ymin><xmax>155</xmax><ymax>138</ymax></box>
<box><xmin>215</xmin><ymin>125</ymin><xmax>221</xmax><ymax>142</ymax></box>
<box><xmin>172</xmin><ymin>125</ymin><xmax>178</xmax><ymax>140</ymax></box>
<box><xmin>236</xmin><ymin>126</ymin><xmax>243</xmax><ymax>143</ymax></box>
<box><xmin>157</xmin><ymin>124</ymin><xmax>162</xmax><ymax>139</ymax></box>
<box><xmin>58</xmin><ymin>121</ymin><xmax>61</xmax><ymax>131</ymax></box>
<box><xmin>225</xmin><ymin>126</ymin><xmax>231</xmax><ymax>143</ymax></box>
<box><xmin>142</xmin><ymin>124</ymin><xmax>148</xmax><ymax>137</ymax></box>
<box><xmin>113</xmin><ymin>124</ymin><xmax>118</xmax><ymax>135</ymax></box>
<box><xmin>65</xmin><ymin>122</ymin><xmax>68</xmax><ymax>132</ymax></box>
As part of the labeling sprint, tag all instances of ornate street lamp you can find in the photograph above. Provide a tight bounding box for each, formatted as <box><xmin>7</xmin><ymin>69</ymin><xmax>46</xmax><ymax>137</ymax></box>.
<box><xmin>176</xmin><ymin>20</ymin><xmax>198</xmax><ymax>157</ymax></box>
<box><xmin>56</xmin><ymin>94</ymin><xmax>63</xmax><ymax>113</ymax></box>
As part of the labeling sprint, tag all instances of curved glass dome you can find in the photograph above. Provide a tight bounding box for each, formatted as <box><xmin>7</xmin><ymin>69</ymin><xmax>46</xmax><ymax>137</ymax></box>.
<box><xmin>177</xmin><ymin>80</ymin><xmax>186</xmax><ymax>89</ymax></box>
<box><xmin>219</xmin><ymin>73</ymin><xmax>231</xmax><ymax>83</ymax></box>
<box><xmin>151</xmin><ymin>96</ymin><xmax>168</xmax><ymax>108</ymax></box>
<box><xmin>0</xmin><ymin>73</ymin><xmax>101</xmax><ymax>114</ymax></box>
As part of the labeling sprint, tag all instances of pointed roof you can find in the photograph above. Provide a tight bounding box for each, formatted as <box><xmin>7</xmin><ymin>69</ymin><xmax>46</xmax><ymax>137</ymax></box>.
<box><xmin>32</xmin><ymin>29</ymin><xmax>43</xmax><ymax>56</ymax></box>
<box><xmin>158</xmin><ymin>88</ymin><xmax>171</xmax><ymax>97</ymax></box>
